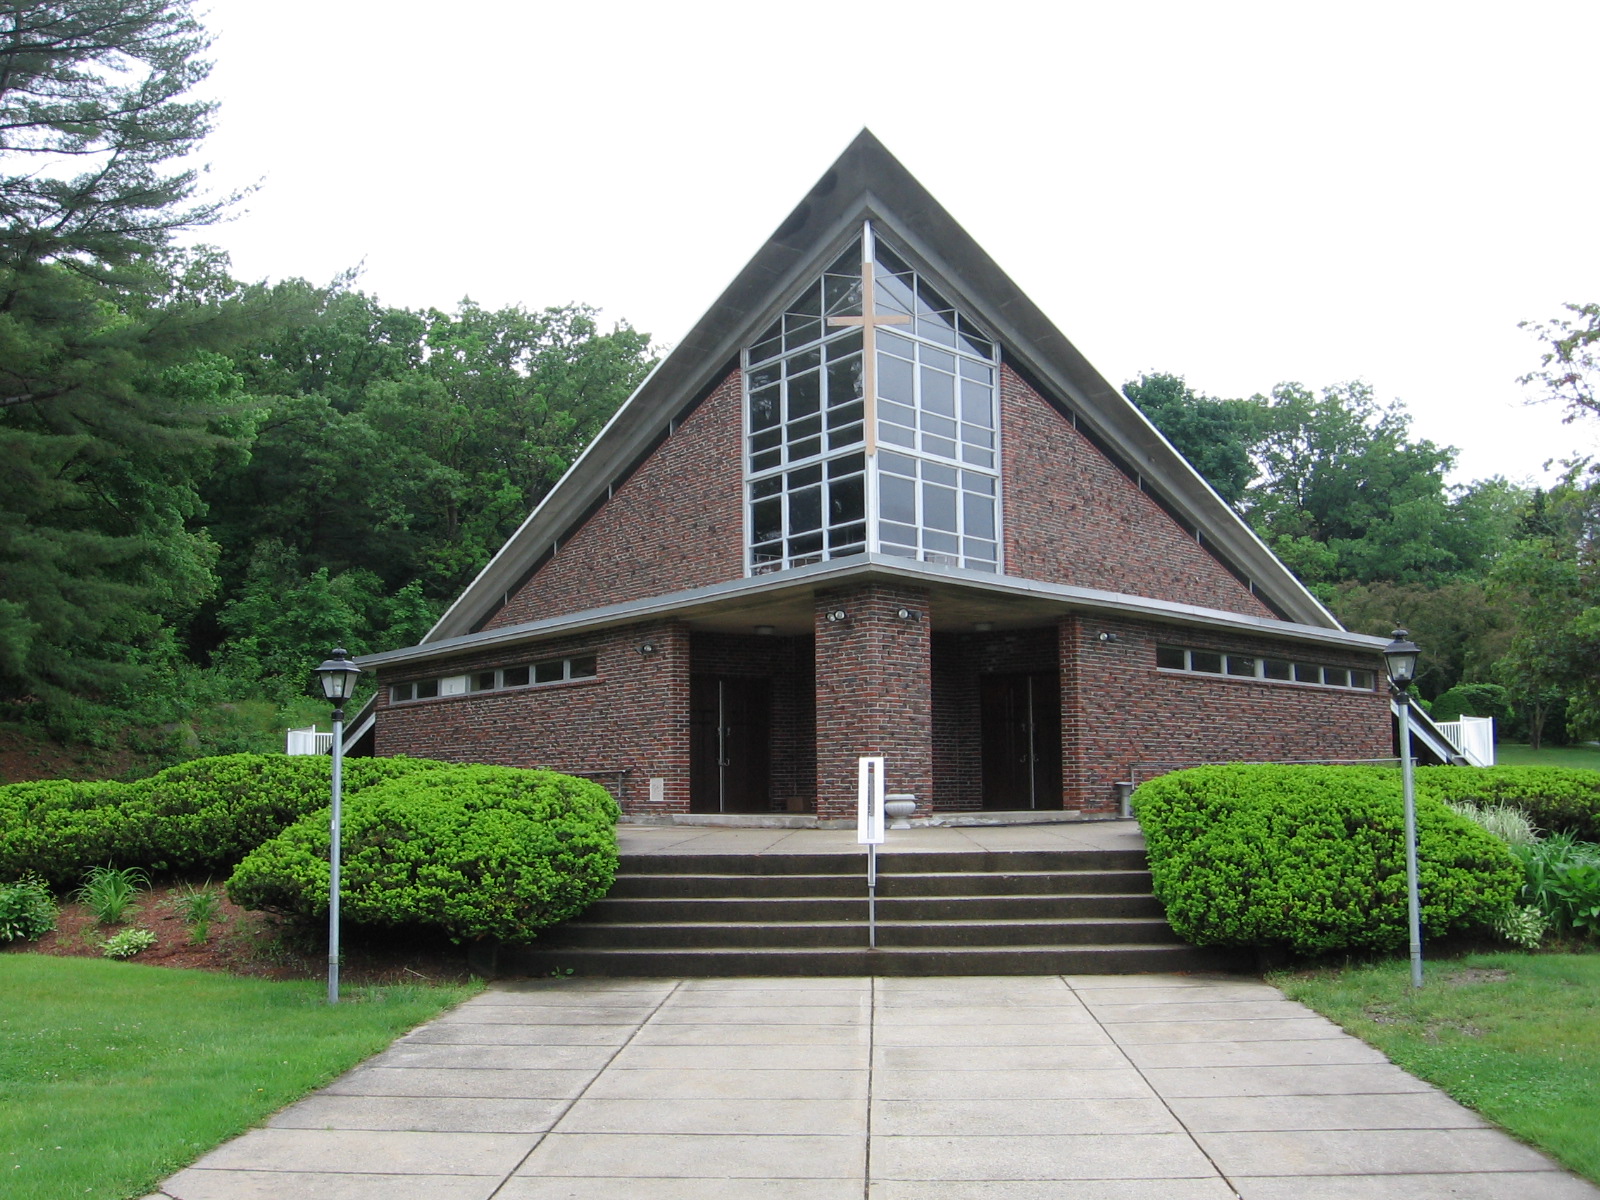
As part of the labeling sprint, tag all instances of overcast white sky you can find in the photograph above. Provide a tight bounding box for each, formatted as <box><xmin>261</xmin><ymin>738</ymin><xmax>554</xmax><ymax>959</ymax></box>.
<box><xmin>189</xmin><ymin>0</ymin><xmax>1599</xmax><ymax>488</ymax></box>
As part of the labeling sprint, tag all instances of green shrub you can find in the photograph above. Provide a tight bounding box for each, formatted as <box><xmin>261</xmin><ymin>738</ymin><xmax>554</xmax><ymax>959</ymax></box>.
<box><xmin>1133</xmin><ymin>764</ymin><xmax>1522</xmax><ymax>956</ymax></box>
<box><xmin>1431</xmin><ymin>683</ymin><xmax>1513</xmax><ymax>725</ymax></box>
<box><xmin>1415</xmin><ymin>766</ymin><xmax>1600</xmax><ymax>843</ymax></box>
<box><xmin>0</xmin><ymin>875</ymin><xmax>57</xmax><ymax>942</ymax></box>
<box><xmin>227</xmin><ymin>765</ymin><xmax>619</xmax><ymax>944</ymax></box>
<box><xmin>1509</xmin><ymin>833</ymin><xmax>1600</xmax><ymax>935</ymax></box>
<box><xmin>0</xmin><ymin>754</ymin><xmax>455</xmax><ymax>884</ymax></box>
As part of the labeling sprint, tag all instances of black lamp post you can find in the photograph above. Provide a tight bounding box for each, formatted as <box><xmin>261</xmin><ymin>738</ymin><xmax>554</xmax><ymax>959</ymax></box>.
<box><xmin>1383</xmin><ymin>628</ymin><xmax>1424</xmax><ymax>989</ymax></box>
<box><xmin>314</xmin><ymin>648</ymin><xmax>362</xmax><ymax>1004</ymax></box>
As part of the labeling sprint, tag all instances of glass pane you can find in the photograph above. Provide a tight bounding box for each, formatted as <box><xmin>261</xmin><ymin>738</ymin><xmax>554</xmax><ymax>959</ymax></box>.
<box><xmin>789</xmin><ymin>464</ymin><xmax>822</xmax><ymax>487</ymax></box>
<box><xmin>882</xmin><ymin>543</ymin><xmax>917</xmax><ymax>558</ymax></box>
<box><xmin>826</xmin><ymin>239</ymin><xmax>862</xmax><ymax>275</ymax></box>
<box><xmin>534</xmin><ymin>660</ymin><xmax>563</xmax><ymax>684</ymax></box>
<box><xmin>879</xmin><ymin>450</ymin><xmax>917</xmax><ymax>477</ymax></box>
<box><xmin>752</xmin><ymin>476</ymin><xmax>781</xmax><ymax>499</ymax></box>
<box><xmin>880</xmin><ymin>400</ymin><xmax>915</xmax><ymax>427</ymax></box>
<box><xmin>922</xmin><ymin>346</ymin><xmax>956</xmax><ymax>373</ymax></box>
<box><xmin>787</xmin><ymin>346</ymin><xmax>821</xmax><ymax>375</ymax></box>
<box><xmin>921</xmin><ymin>366</ymin><xmax>956</xmax><ymax>415</ymax></box>
<box><xmin>752</xmin><ymin>449</ymin><xmax>781</xmax><ymax>472</ymax></box>
<box><xmin>923</xmin><ymin>462</ymin><xmax>958</xmax><ymax>487</ymax></box>
<box><xmin>1226</xmin><ymin>656</ymin><xmax>1257</xmax><ymax>677</ymax></box>
<box><xmin>784</xmin><ymin>315</ymin><xmax>820</xmax><ymax>348</ymax></box>
<box><xmin>790</xmin><ymin>436</ymin><xmax>821</xmax><ymax>460</ymax></box>
<box><xmin>472</xmin><ymin>671</ymin><xmax>496</xmax><ymax>692</ymax></box>
<box><xmin>916</xmin><ymin>277</ymin><xmax>953</xmax><ymax>315</ymax></box>
<box><xmin>1294</xmin><ymin>663</ymin><xmax>1320</xmax><ymax>683</ymax></box>
<box><xmin>961</xmin><ymin>446</ymin><xmax>994</xmax><ymax>468</ymax></box>
<box><xmin>1191</xmin><ymin>652</ymin><xmax>1223</xmax><ymax>674</ymax></box>
<box><xmin>958</xmin><ymin>327</ymin><xmax>994</xmax><ymax>359</ymax></box>
<box><xmin>924</xmin><ymin>483</ymin><xmax>958</xmax><ymax>531</ymax></box>
<box><xmin>876</xmin><ymin>270</ymin><xmax>916</xmax><ymax>315</ymax></box>
<box><xmin>923</xmin><ymin>435</ymin><xmax>957</xmax><ymax>459</ymax></box>
<box><xmin>827</xmin><ymin>400</ymin><xmax>864</xmax><ymax>429</ymax></box>
<box><xmin>880</xmin><ymin>423</ymin><xmax>915</xmax><ymax>448</ymax></box>
<box><xmin>1351</xmin><ymin>670</ymin><xmax>1375</xmax><ymax>690</ymax></box>
<box><xmin>823</xmin><ymin>273</ymin><xmax>862</xmax><ymax>316</ymax></box>
<box><xmin>1263</xmin><ymin>658</ymin><xmax>1292</xmax><ymax>680</ymax></box>
<box><xmin>787</xmin><ymin>370</ymin><xmax>821</xmax><ymax>418</ymax></box>
<box><xmin>750</xmin><ymin>335</ymin><xmax>782</xmax><ymax>364</ymax></box>
<box><xmin>960</xmin><ymin>359</ymin><xmax>993</xmax><ymax>383</ymax></box>
<box><xmin>752</xmin><ymin>496</ymin><xmax>783</xmax><ymax>544</ymax></box>
<box><xmin>1324</xmin><ymin>667</ymin><xmax>1351</xmax><ymax>688</ymax></box>
<box><xmin>882</xmin><ymin>475</ymin><xmax>916</xmax><ymax>524</ymax></box>
<box><xmin>749</xmin><ymin>364</ymin><xmax>781</xmax><ymax>390</ymax></box>
<box><xmin>829</xmin><ymin>452</ymin><xmax>865</xmax><ymax>478</ymax></box>
<box><xmin>791</xmin><ymin>280</ymin><xmax>822</xmax><ymax>317</ymax></box>
<box><xmin>874</xmin><ymin>239</ymin><xmax>912</xmax><ymax>277</ymax></box>
<box><xmin>750</xmin><ymin>385</ymin><xmax>780</xmax><ymax>431</ymax></box>
<box><xmin>790</xmin><ymin>485</ymin><xmax>822</xmax><ymax>533</ymax></box>
<box><xmin>879</xmin><ymin>354</ymin><xmax>914</xmax><ymax>404</ymax></box>
<box><xmin>827</xmin><ymin>423</ymin><xmax>863</xmax><ymax>449</ymax></box>
<box><xmin>923</xmin><ymin>413</ymin><xmax>957</xmax><ymax>441</ymax></box>
<box><xmin>966</xmin><ymin>557</ymin><xmax>997</xmax><ymax>572</ymax></box>
<box><xmin>924</xmin><ymin>530</ymin><xmax>958</xmax><ymax>554</ymax></box>
<box><xmin>829</xmin><ymin>474</ymin><xmax>864</xmax><ymax>524</ymax></box>
<box><xmin>502</xmin><ymin>666</ymin><xmax>530</xmax><ymax>687</ymax></box>
<box><xmin>962</xmin><ymin>425</ymin><xmax>994</xmax><ymax>448</ymax></box>
<box><xmin>918</xmin><ymin>314</ymin><xmax>958</xmax><ymax>347</ymax></box>
<box><xmin>963</xmin><ymin>492</ymin><xmax>995</xmax><ymax>539</ymax></box>
<box><xmin>879</xmin><ymin>330</ymin><xmax>914</xmax><ymax>358</ymax></box>
<box><xmin>962</xmin><ymin>471</ymin><xmax>995</xmax><ymax>495</ymax></box>
<box><xmin>826</xmin><ymin>328</ymin><xmax>863</xmax><ymax>358</ymax></box>
<box><xmin>1156</xmin><ymin>646</ymin><xmax>1186</xmax><ymax>670</ymax></box>
<box><xmin>826</xmin><ymin>355</ymin><xmax>862</xmax><ymax>405</ymax></box>
<box><xmin>391</xmin><ymin>684</ymin><xmax>413</xmax><ymax>702</ymax></box>
<box><xmin>829</xmin><ymin>523</ymin><xmax>866</xmax><ymax>549</ymax></box>
<box><xmin>569</xmin><ymin>656</ymin><xmax>598</xmax><ymax>679</ymax></box>
<box><xmin>789</xmin><ymin>532</ymin><xmax>823</xmax><ymax>555</ymax></box>
<box><xmin>880</xmin><ymin>521</ymin><xmax>918</xmax><ymax>546</ymax></box>
<box><xmin>751</xmin><ymin>428</ymin><xmax>781</xmax><ymax>453</ymax></box>
<box><xmin>415</xmin><ymin>679</ymin><xmax>439</xmax><ymax>698</ymax></box>
<box><xmin>961</xmin><ymin>379</ymin><xmax>993</xmax><ymax>424</ymax></box>
<box><xmin>788</xmin><ymin>415</ymin><xmax>821</xmax><ymax>440</ymax></box>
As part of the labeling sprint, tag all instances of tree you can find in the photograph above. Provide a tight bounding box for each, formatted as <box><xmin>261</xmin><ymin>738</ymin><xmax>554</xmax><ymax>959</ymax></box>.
<box><xmin>1520</xmin><ymin>302</ymin><xmax>1600</xmax><ymax>429</ymax></box>
<box><xmin>1123</xmin><ymin>372</ymin><xmax>1260</xmax><ymax>506</ymax></box>
<box><xmin>0</xmin><ymin>0</ymin><xmax>230</xmax><ymax>272</ymax></box>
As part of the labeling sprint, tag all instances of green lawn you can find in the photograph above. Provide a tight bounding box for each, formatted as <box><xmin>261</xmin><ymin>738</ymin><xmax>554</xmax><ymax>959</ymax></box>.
<box><xmin>0</xmin><ymin>955</ymin><xmax>479</xmax><ymax>1200</ymax></box>
<box><xmin>1494</xmin><ymin>742</ymin><xmax>1600</xmax><ymax>770</ymax></box>
<box><xmin>1274</xmin><ymin>952</ymin><xmax>1600</xmax><ymax>1184</ymax></box>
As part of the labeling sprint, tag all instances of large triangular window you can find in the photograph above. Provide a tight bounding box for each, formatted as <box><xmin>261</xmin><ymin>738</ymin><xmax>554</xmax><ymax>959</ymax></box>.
<box><xmin>744</xmin><ymin>222</ymin><xmax>1001</xmax><ymax>575</ymax></box>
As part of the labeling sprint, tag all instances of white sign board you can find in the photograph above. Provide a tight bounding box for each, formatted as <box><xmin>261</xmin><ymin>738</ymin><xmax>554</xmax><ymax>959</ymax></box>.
<box><xmin>857</xmin><ymin>756</ymin><xmax>885</xmax><ymax>845</ymax></box>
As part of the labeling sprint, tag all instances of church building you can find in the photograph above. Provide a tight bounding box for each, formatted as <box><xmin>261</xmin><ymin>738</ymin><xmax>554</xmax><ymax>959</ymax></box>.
<box><xmin>356</xmin><ymin>132</ymin><xmax>1392</xmax><ymax>820</ymax></box>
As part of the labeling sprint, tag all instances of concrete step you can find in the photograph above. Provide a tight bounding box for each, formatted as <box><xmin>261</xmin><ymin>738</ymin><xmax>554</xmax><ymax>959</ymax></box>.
<box><xmin>579</xmin><ymin>893</ymin><xmax>1165</xmax><ymax>923</ymax></box>
<box><xmin>615</xmin><ymin>849</ymin><xmax>1149</xmax><ymax>875</ymax></box>
<box><xmin>545</xmin><ymin>916</ymin><xmax>1183</xmax><ymax>950</ymax></box>
<box><xmin>609</xmin><ymin>869</ymin><xmax>1154</xmax><ymax>900</ymax></box>
<box><xmin>508</xmin><ymin>942</ymin><xmax>1239</xmax><ymax>977</ymax></box>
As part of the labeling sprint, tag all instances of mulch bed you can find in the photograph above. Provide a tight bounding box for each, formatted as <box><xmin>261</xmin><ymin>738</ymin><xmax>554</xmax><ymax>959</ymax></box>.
<box><xmin>7</xmin><ymin>880</ymin><xmax>480</xmax><ymax>985</ymax></box>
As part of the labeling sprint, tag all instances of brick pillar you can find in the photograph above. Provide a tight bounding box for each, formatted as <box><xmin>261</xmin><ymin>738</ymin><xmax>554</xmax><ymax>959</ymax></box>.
<box><xmin>1058</xmin><ymin>614</ymin><xmax>1090</xmax><ymax>813</ymax></box>
<box><xmin>619</xmin><ymin>619</ymin><xmax>691</xmax><ymax>814</ymax></box>
<box><xmin>813</xmin><ymin>583</ymin><xmax>933</xmax><ymax>820</ymax></box>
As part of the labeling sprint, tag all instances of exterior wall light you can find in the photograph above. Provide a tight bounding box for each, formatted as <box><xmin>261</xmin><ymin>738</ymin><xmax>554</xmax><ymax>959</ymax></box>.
<box><xmin>826</xmin><ymin>609</ymin><xmax>849</xmax><ymax>623</ymax></box>
<box><xmin>1098</xmin><ymin>632</ymin><xmax>1118</xmax><ymax>643</ymax></box>
<box><xmin>637</xmin><ymin>641</ymin><xmax>658</xmax><ymax>656</ymax></box>
<box><xmin>895</xmin><ymin>608</ymin><xmax>919</xmax><ymax>621</ymax></box>
<box><xmin>754</xmin><ymin>625</ymin><xmax>776</xmax><ymax>636</ymax></box>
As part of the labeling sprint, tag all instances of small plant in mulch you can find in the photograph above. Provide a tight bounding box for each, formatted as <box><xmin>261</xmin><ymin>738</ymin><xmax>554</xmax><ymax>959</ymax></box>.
<box><xmin>0</xmin><ymin>873</ymin><xmax>57</xmax><ymax>942</ymax></box>
<box><xmin>74</xmin><ymin>865</ymin><xmax>149</xmax><ymax>926</ymax></box>
<box><xmin>100</xmin><ymin>927</ymin><xmax>158</xmax><ymax>959</ymax></box>
<box><xmin>169</xmin><ymin>883</ymin><xmax>226</xmax><ymax>945</ymax></box>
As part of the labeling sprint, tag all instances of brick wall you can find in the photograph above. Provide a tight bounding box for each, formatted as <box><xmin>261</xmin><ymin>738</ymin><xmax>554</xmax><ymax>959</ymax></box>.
<box><xmin>812</xmin><ymin>584</ymin><xmax>933</xmax><ymax>820</ymax></box>
<box><xmin>1059</xmin><ymin>615</ymin><xmax>1391</xmax><ymax>812</ymax></box>
<box><xmin>485</xmin><ymin>371</ymin><xmax>746</xmax><ymax>629</ymax></box>
<box><xmin>373</xmin><ymin>620</ymin><xmax>692</xmax><ymax>812</ymax></box>
<box><xmin>1000</xmin><ymin>365</ymin><xmax>1276</xmax><ymax>619</ymax></box>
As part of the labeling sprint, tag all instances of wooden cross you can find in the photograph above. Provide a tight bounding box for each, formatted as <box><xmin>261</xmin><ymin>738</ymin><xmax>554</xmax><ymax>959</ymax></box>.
<box><xmin>827</xmin><ymin>254</ymin><xmax>910</xmax><ymax>456</ymax></box>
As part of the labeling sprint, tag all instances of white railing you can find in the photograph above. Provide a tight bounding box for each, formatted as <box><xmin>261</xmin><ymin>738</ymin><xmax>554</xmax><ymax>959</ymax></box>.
<box><xmin>285</xmin><ymin>726</ymin><xmax>334</xmax><ymax>756</ymax></box>
<box><xmin>1435</xmin><ymin>716</ymin><xmax>1495</xmax><ymax>767</ymax></box>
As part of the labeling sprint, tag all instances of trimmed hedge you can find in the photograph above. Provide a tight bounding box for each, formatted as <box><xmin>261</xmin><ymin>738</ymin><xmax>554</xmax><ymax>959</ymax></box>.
<box><xmin>1133</xmin><ymin>764</ymin><xmax>1522</xmax><ymax>956</ymax></box>
<box><xmin>0</xmin><ymin>754</ymin><xmax>454</xmax><ymax>885</ymax></box>
<box><xmin>1414</xmin><ymin>766</ymin><xmax>1600</xmax><ymax>843</ymax></box>
<box><xmin>226</xmin><ymin>765</ymin><xmax>619</xmax><ymax>943</ymax></box>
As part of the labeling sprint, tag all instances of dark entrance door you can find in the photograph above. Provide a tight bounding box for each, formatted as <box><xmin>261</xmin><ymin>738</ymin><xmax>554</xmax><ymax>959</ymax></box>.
<box><xmin>980</xmin><ymin>673</ymin><xmax>1062</xmax><ymax>810</ymax></box>
<box><xmin>690</xmin><ymin>675</ymin><xmax>772</xmax><ymax>814</ymax></box>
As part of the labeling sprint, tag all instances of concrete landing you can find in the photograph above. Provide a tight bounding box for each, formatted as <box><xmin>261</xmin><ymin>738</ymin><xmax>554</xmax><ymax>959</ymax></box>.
<box><xmin>616</xmin><ymin>817</ymin><xmax>1148</xmax><ymax>858</ymax></box>
<box><xmin>151</xmin><ymin>973</ymin><xmax>1600</xmax><ymax>1200</ymax></box>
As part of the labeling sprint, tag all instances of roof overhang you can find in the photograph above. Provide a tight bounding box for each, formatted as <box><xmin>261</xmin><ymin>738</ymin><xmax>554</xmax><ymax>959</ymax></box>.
<box><xmin>363</xmin><ymin>555</ymin><xmax>1385</xmax><ymax>674</ymax></box>
<box><xmin>426</xmin><ymin>130</ymin><xmax>1339</xmax><ymax>644</ymax></box>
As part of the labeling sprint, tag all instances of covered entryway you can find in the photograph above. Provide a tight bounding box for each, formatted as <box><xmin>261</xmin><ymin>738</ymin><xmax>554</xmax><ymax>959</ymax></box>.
<box><xmin>690</xmin><ymin>675</ymin><xmax>772</xmax><ymax>813</ymax></box>
<box><xmin>980</xmin><ymin>671</ymin><xmax>1062</xmax><ymax>810</ymax></box>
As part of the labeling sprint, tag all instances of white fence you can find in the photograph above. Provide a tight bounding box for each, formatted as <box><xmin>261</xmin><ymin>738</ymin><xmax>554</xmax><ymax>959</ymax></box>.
<box><xmin>285</xmin><ymin>726</ymin><xmax>334</xmax><ymax>756</ymax></box>
<box><xmin>1436</xmin><ymin>715</ymin><xmax>1495</xmax><ymax>767</ymax></box>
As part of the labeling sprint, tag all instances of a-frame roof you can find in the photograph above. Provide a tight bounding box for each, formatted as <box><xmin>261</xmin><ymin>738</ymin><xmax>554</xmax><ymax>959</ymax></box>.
<box><xmin>423</xmin><ymin>130</ymin><xmax>1341</xmax><ymax>644</ymax></box>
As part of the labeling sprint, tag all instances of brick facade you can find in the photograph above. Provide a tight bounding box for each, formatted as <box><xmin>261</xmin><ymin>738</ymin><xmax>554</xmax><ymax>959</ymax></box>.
<box><xmin>812</xmin><ymin>584</ymin><xmax>934</xmax><ymax>820</ymax></box>
<box><xmin>485</xmin><ymin>371</ymin><xmax>746</xmax><ymax>629</ymax></box>
<box><xmin>1000</xmin><ymin>365</ymin><xmax>1276</xmax><ymax>619</ymax></box>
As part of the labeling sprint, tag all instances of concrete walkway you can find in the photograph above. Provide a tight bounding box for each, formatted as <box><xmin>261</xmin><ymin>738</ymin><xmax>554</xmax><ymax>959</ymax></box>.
<box><xmin>152</xmin><ymin>973</ymin><xmax>1600</xmax><ymax>1200</ymax></box>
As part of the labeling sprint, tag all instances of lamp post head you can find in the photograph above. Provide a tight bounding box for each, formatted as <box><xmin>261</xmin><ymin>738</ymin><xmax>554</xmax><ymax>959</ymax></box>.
<box><xmin>1383</xmin><ymin>628</ymin><xmax>1421</xmax><ymax>693</ymax></box>
<box><xmin>314</xmin><ymin>648</ymin><xmax>362</xmax><ymax>708</ymax></box>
